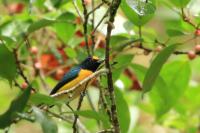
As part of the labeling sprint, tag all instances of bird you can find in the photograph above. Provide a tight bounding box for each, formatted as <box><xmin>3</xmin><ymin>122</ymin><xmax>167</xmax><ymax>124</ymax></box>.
<box><xmin>50</xmin><ymin>56</ymin><xmax>104</xmax><ymax>102</ymax></box>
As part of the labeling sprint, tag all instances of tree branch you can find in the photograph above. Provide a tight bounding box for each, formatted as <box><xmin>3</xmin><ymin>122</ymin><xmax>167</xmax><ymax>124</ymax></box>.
<box><xmin>13</xmin><ymin>48</ymin><xmax>36</xmax><ymax>92</ymax></box>
<box><xmin>81</xmin><ymin>0</ymin><xmax>91</xmax><ymax>56</ymax></box>
<box><xmin>104</xmin><ymin>0</ymin><xmax>121</xmax><ymax>132</ymax></box>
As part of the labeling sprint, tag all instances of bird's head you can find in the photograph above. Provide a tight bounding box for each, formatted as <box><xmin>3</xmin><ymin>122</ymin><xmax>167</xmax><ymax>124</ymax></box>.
<box><xmin>80</xmin><ymin>56</ymin><xmax>104</xmax><ymax>72</ymax></box>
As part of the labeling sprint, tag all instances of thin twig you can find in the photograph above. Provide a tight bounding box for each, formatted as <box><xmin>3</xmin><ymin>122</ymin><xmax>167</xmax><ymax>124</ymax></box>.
<box><xmin>91</xmin><ymin>0</ymin><xmax>96</xmax><ymax>55</ymax></box>
<box><xmin>99</xmin><ymin>86</ymin><xmax>112</xmax><ymax>122</ymax></box>
<box><xmin>104</xmin><ymin>0</ymin><xmax>121</xmax><ymax>132</ymax></box>
<box><xmin>102</xmin><ymin>0</ymin><xmax>111</xmax><ymax>6</ymax></box>
<box><xmin>47</xmin><ymin>110</ymin><xmax>90</xmax><ymax>133</ymax></box>
<box><xmin>72</xmin><ymin>83</ymin><xmax>88</xmax><ymax>133</ymax></box>
<box><xmin>92</xmin><ymin>10</ymin><xmax>109</xmax><ymax>33</ymax></box>
<box><xmin>13</xmin><ymin>48</ymin><xmax>36</xmax><ymax>92</ymax></box>
<box><xmin>72</xmin><ymin>0</ymin><xmax>84</xmax><ymax>22</ymax></box>
<box><xmin>181</xmin><ymin>8</ymin><xmax>196</xmax><ymax>28</ymax></box>
<box><xmin>81</xmin><ymin>0</ymin><xmax>91</xmax><ymax>56</ymax></box>
<box><xmin>87</xmin><ymin>2</ymin><xmax>104</xmax><ymax>16</ymax></box>
<box><xmin>96</xmin><ymin>129</ymin><xmax>114</xmax><ymax>133</ymax></box>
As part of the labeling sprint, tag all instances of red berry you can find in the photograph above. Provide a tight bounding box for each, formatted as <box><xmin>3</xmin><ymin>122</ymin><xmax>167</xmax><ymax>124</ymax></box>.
<box><xmin>54</xmin><ymin>69</ymin><xmax>65</xmax><ymax>80</ymax></box>
<box><xmin>30</xmin><ymin>46</ymin><xmax>38</xmax><ymax>54</ymax></box>
<box><xmin>187</xmin><ymin>50</ymin><xmax>196</xmax><ymax>60</ymax></box>
<box><xmin>21</xmin><ymin>82</ymin><xmax>28</xmax><ymax>89</ymax></box>
<box><xmin>195</xmin><ymin>44</ymin><xmax>200</xmax><ymax>52</ymax></box>
<box><xmin>195</xmin><ymin>29</ymin><xmax>200</xmax><ymax>36</ymax></box>
<box><xmin>8</xmin><ymin>3</ymin><xmax>24</xmax><ymax>14</ymax></box>
<box><xmin>75</xmin><ymin>30</ymin><xmax>83</xmax><ymax>37</ymax></box>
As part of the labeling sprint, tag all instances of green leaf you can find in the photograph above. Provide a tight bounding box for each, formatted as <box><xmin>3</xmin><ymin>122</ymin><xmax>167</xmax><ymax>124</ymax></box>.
<box><xmin>0</xmin><ymin>44</ymin><xmax>17</xmax><ymax>85</ymax></box>
<box><xmin>73</xmin><ymin>110</ymin><xmax>110</xmax><ymax>128</ymax></box>
<box><xmin>0</xmin><ymin>87</ymin><xmax>31</xmax><ymax>129</ymax></box>
<box><xmin>130</xmin><ymin>64</ymin><xmax>147</xmax><ymax>82</ymax></box>
<box><xmin>121</xmin><ymin>0</ymin><xmax>155</xmax><ymax>26</ymax></box>
<box><xmin>142</xmin><ymin>44</ymin><xmax>177</xmax><ymax>93</ymax></box>
<box><xmin>150</xmin><ymin>61</ymin><xmax>191</xmax><ymax>117</ymax></box>
<box><xmin>27</xmin><ymin>19</ymin><xmax>55</xmax><ymax>33</ymax></box>
<box><xmin>33</xmin><ymin>107</ymin><xmax>58</xmax><ymax>133</ymax></box>
<box><xmin>65</xmin><ymin>47</ymin><xmax>77</xmax><ymax>58</ymax></box>
<box><xmin>166</xmin><ymin>29</ymin><xmax>184</xmax><ymax>37</ymax></box>
<box><xmin>110</xmin><ymin>34</ymin><xmax>129</xmax><ymax>47</ymax></box>
<box><xmin>169</xmin><ymin>0</ymin><xmax>190</xmax><ymax>7</ymax></box>
<box><xmin>126</xmin><ymin>0</ymin><xmax>156</xmax><ymax>16</ymax></box>
<box><xmin>0</xmin><ymin>35</ymin><xmax>16</xmax><ymax>49</ymax></box>
<box><xmin>113</xmin><ymin>54</ymin><xmax>134</xmax><ymax>81</ymax></box>
<box><xmin>53</xmin><ymin>12</ymin><xmax>76</xmax><ymax>44</ymax></box>
<box><xmin>115</xmin><ymin>88</ymin><xmax>130</xmax><ymax>133</ymax></box>
<box><xmin>30</xmin><ymin>93</ymin><xmax>62</xmax><ymax>106</ymax></box>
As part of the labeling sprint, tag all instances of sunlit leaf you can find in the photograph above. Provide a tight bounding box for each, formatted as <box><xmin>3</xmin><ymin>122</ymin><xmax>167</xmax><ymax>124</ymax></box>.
<box><xmin>150</xmin><ymin>61</ymin><xmax>191</xmax><ymax>118</ymax></box>
<box><xmin>142</xmin><ymin>44</ymin><xmax>177</xmax><ymax>93</ymax></box>
<box><xmin>121</xmin><ymin>0</ymin><xmax>156</xmax><ymax>26</ymax></box>
<box><xmin>0</xmin><ymin>87</ymin><xmax>31</xmax><ymax>129</ymax></box>
<box><xmin>126</xmin><ymin>0</ymin><xmax>156</xmax><ymax>16</ymax></box>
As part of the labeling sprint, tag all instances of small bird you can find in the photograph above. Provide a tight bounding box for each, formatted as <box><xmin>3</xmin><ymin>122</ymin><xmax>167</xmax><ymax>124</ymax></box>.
<box><xmin>50</xmin><ymin>56</ymin><xmax>104</xmax><ymax>101</ymax></box>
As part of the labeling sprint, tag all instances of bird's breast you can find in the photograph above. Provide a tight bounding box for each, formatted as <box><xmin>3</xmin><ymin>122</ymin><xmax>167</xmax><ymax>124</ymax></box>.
<box><xmin>56</xmin><ymin>69</ymin><xmax>93</xmax><ymax>100</ymax></box>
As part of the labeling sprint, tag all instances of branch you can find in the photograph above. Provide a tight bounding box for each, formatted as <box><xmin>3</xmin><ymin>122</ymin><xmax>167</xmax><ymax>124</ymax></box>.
<box><xmin>181</xmin><ymin>8</ymin><xmax>197</xmax><ymax>28</ymax></box>
<box><xmin>81</xmin><ymin>0</ymin><xmax>91</xmax><ymax>56</ymax></box>
<box><xmin>87</xmin><ymin>2</ymin><xmax>104</xmax><ymax>16</ymax></box>
<box><xmin>47</xmin><ymin>110</ymin><xmax>90</xmax><ymax>133</ymax></box>
<box><xmin>72</xmin><ymin>84</ymin><xmax>88</xmax><ymax>133</ymax></box>
<box><xmin>13</xmin><ymin>48</ymin><xmax>36</xmax><ymax>92</ymax></box>
<box><xmin>96</xmin><ymin>129</ymin><xmax>113</xmax><ymax>133</ymax></box>
<box><xmin>91</xmin><ymin>0</ymin><xmax>96</xmax><ymax>55</ymax></box>
<box><xmin>99</xmin><ymin>86</ymin><xmax>112</xmax><ymax>122</ymax></box>
<box><xmin>92</xmin><ymin>10</ymin><xmax>109</xmax><ymax>33</ymax></box>
<box><xmin>51</xmin><ymin>69</ymin><xmax>108</xmax><ymax>97</ymax></box>
<box><xmin>104</xmin><ymin>0</ymin><xmax>121</xmax><ymax>132</ymax></box>
<box><xmin>72</xmin><ymin>0</ymin><xmax>83</xmax><ymax>22</ymax></box>
<box><xmin>130</xmin><ymin>43</ymin><xmax>200</xmax><ymax>55</ymax></box>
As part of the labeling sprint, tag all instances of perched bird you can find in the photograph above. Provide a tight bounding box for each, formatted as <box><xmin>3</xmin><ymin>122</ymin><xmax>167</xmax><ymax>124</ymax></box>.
<box><xmin>50</xmin><ymin>56</ymin><xmax>104</xmax><ymax>101</ymax></box>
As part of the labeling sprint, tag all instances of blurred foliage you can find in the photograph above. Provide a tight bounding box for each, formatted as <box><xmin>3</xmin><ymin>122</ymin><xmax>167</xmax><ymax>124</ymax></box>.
<box><xmin>0</xmin><ymin>0</ymin><xmax>200</xmax><ymax>133</ymax></box>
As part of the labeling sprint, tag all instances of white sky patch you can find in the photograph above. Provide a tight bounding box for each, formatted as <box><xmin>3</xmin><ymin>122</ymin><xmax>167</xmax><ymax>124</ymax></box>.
<box><xmin>115</xmin><ymin>79</ymin><xmax>125</xmax><ymax>90</ymax></box>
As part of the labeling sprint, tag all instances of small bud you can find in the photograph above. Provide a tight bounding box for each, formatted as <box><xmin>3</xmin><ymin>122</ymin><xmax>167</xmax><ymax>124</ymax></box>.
<box><xmin>195</xmin><ymin>44</ymin><xmax>200</xmax><ymax>52</ymax></box>
<box><xmin>195</xmin><ymin>29</ymin><xmax>200</xmax><ymax>36</ymax></box>
<box><xmin>30</xmin><ymin>46</ymin><xmax>38</xmax><ymax>54</ymax></box>
<box><xmin>35</xmin><ymin>62</ymin><xmax>42</xmax><ymax>69</ymax></box>
<box><xmin>21</xmin><ymin>82</ymin><xmax>28</xmax><ymax>89</ymax></box>
<box><xmin>187</xmin><ymin>50</ymin><xmax>196</xmax><ymax>60</ymax></box>
<box><xmin>155</xmin><ymin>46</ymin><xmax>163</xmax><ymax>52</ymax></box>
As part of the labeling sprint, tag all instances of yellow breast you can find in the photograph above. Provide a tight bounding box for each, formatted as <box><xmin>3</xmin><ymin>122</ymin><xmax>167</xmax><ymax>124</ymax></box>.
<box><xmin>56</xmin><ymin>69</ymin><xmax>93</xmax><ymax>101</ymax></box>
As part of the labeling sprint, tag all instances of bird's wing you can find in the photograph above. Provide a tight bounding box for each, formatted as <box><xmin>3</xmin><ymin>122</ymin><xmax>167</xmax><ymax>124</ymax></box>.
<box><xmin>50</xmin><ymin>67</ymin><xmax>81</xmax><ymax>95</ymax></box>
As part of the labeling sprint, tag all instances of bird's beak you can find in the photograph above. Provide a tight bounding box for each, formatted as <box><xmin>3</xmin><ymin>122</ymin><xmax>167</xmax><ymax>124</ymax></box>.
<box><xmin>97</xmin><ymin>59</ymin><xmax>105</xmax><ymax>64</ymax></box>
